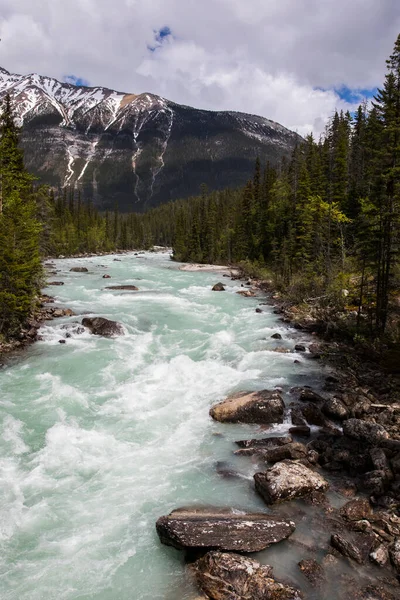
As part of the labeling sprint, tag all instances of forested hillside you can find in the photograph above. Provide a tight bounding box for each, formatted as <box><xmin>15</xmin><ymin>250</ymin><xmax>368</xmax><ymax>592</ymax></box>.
<box><xmin>137</xmin><ymin>35</ymin><xmax>400</xmax><ymax>340</ymax></box>
<box><xmin>1</xmin><ymin>35</ymin><xmax>400</xmax><ymax>344</ymax></box>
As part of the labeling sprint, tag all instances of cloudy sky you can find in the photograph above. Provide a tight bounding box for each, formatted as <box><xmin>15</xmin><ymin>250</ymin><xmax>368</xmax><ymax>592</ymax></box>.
<box><xmin>1</xmin><ymin>0</ymin><xmax>399</xmax><ymax>135</ymax></box>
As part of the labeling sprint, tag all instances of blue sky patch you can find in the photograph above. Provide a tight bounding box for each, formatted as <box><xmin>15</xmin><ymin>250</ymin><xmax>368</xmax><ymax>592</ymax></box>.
<box><xmin>334</xmin><ymin>85</ymin><xmax>378</xmax><ymax>103</ymax></box>
<box><xmin>64</xmin><ymin>75</ymin><xmax>90</xmax><ymax>87</ymax></box>
<box><xmin>315</xmin><ymin>85</ymin><xmax>378</xmax><ymax>104</ymax></box>
<box><xmin>148</xmin><ymin>26</ymin><xmax>173</xmax><ymax>52</ymax></box>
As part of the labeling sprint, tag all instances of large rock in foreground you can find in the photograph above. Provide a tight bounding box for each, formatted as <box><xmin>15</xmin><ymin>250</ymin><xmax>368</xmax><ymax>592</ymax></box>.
<box><xmin>210</xmin><ymin>390</ymin><xmax>285</xmax><ymax>424</ymax></box>
<box><xmin>81</xmin><ymin>317</ymin><xmax>124</xmax><ymax>337</ymax></box>
<box><xmin>156</xmin><ymin>507</ymin><xmax>295</xmax><ymax>552</ymax></box>
<box><xmin>193</xmin><ymin>551</ymin><xmax>303</xmax><ymax>600</ymax></box>
<box><xmin>254</xmin><ymin>460</ymin><xmax>329</xmax><ymax>504</ymax></box>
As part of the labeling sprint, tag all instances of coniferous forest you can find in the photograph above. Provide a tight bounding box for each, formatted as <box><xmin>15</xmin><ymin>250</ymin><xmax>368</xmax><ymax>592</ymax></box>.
<box><xmin>1</xmin><ymin>35</ymin><xmax>400</xmax><ymax>343</ymax></box>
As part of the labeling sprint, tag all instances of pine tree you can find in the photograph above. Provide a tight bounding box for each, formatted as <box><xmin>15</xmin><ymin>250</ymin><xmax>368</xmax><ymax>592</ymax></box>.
<box><xmin>0</xmin><ymin>96</ymin><xmax>42</xmax><ymax>337</ymax></box>
<box><xmin>371</xmin><ymin>34</ymin><xmax>400</xmax><ymax>334</ymax></box>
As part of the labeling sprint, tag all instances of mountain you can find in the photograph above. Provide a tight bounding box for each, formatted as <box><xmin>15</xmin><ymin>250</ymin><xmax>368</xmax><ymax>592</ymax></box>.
<box><xmin>0</xmin><ymin>66</ymin><xmax>300</xmax><ymax>212</ymax></box>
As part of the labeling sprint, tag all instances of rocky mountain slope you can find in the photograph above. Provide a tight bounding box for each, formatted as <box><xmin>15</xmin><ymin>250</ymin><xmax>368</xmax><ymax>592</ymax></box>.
<box><xmin>0</xmin><ymin>66</ymin><xmax>300</xmax><ymax>211</ymax></box>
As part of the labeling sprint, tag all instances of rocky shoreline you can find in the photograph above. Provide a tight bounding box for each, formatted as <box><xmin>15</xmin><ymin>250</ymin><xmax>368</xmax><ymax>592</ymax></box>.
<box><xmin>0</xmin><ymin>294</ymin><xmax>75</xmax><ymax>360</ymax></box>
<box><xmin>155</xmin><ymin>270</ymin><xmax>400</xmax><ymax>599</ymax></box>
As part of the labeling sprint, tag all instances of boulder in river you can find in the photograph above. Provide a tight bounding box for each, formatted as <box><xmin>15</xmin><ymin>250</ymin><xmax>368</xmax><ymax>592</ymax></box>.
<box><xmin>330</xmin><ymin>533</ymin><xmax>364</xmax><ymax>564</ymax></box>
<box><xmin>212</xmin><ymin>283</ymin><xmax>225</xmax><ymax>291</ymax></box>
<box><xmin>105</xmin><ymin>285</ymin><xmax>139</xmax><ymax>291</ymax></box>
<box><xmin>339</xmin><ymin>498</ymin><xmax>372</xmax><ymax>522</ymax></box>
<box><xmin>156</xmin><ymin>507</ymin><xmax>295</xmax><ymax>552</ymax></box>
<box><xmin>298</xmin><ymin>559</ymin><xmax>325</xmax><ymax>588</ymax></box>
<box><xmin>70</xmin><ymin>267</ymin><xmax>88</xmax><ymax>272</ymax></box>
<box><xmin>294</xmin><ymin>344</ymin><xmax>306</xmax><ymax>352</ymax></box>
<box><xmin>236</xmin><ymin>441</ymin><xmax>310</xmax><ymax>464</ymax></box>
<box><xmin>271</xmin><ymin>332</ymin><xmax>282</xmax><ymax>339</ymax></box>
<box><xmin>235</xmin><ymin>436</ymin><xmax>293</xmax><ymax>449</ymax></box>
<box><xmin>254</xmin><ymin>460</ymin><xmax>329</xmax><ymax>504</ymax></box>
<box><xmin>102</xmin><ymin>274</ymin><xmax>111</xmax><ymax>279</ymax></box>
<box><xmin>82</xmin><ymin>317</ymin><xmax>124</xmax><ymax>337</ymax></box>
<box><xmin>192</xmin><ymin>551</ymin><xmax>303</xmax><ymax>600</ymax></box>
<box><xmin>47</xmin><ymin>281</ymin><xmax>64</xmax><ymax>286</ymax></box>
<box><xmin>210</xmin><ymin>390</ymin><xmax>285</xmax><ymax>424</ymax></box>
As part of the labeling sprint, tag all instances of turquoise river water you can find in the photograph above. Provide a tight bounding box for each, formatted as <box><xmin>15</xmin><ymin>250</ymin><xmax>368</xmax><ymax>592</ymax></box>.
<box><xmin>0</xmin><ymin>251</ymin><xmax>329</xmax><ymax>600</ymax></box>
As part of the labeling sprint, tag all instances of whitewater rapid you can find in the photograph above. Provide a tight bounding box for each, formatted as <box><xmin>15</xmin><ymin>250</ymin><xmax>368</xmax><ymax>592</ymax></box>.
<box><xmin>0</xmin><ymin>252</ymin><xmax>326</xmax><ymax>600</ymax></box>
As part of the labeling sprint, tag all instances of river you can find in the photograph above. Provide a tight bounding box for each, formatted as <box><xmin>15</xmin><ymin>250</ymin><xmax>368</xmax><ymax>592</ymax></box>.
<box><xmin>0</xmin><ymin>251</ymin><xmax>328</xmax><ymax>600</ymax></box>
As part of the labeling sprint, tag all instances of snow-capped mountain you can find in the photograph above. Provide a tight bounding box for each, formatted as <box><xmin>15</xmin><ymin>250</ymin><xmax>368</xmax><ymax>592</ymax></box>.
<box><xmin>0</xmin><ymin>66</ymin><xmax>300</xmax><ymax>211</ymax></box>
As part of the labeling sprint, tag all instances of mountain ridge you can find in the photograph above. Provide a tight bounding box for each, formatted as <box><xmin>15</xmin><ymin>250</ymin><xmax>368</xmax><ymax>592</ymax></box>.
<box><xmin>0</xmin><ymin>66</ymin><xmax>300</xmax><ymax>211</ymax></box>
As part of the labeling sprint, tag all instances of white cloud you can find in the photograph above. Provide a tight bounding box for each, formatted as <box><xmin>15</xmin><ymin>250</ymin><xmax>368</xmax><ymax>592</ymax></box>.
<box><xmin>0</xmin><ymin>0</ymin><xmax>399</xmax><ymax>135</ymax></box>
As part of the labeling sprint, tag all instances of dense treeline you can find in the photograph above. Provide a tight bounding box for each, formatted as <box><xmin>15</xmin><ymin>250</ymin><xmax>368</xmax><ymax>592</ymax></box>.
<box><xmin>1</xmin><ymin>35</ymin><xmax>400</xmax><ymax>343</ymax></box>
<box><xmin>138</xmin><ymin>36</ymin><xmax>400</xmax><ymax>340</ymax></box>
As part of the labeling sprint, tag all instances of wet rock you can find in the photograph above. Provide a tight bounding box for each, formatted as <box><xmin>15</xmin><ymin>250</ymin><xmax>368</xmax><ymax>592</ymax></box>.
<box><xmin>235</xmin><ymin>436</ymin><xmax>292</xmax><ymax>449</ymax></box>
<box><xmin>298</xmin><ymin>559</ymin><xmax>325</xmax><ymax>588</ymax></box>
<box><xmin>210</xmin><ymin>390</ymin><xmax>285</xmax><ymax>424</ymax></box>
<box><xmin>215</xmin><ymin>462</ymin><xmax>244</xmax><ymax>480</ymax></box>
<box><xmin>47</xmin><ymin>281</ymin><xmax>64</xmax><ymax>286</ymax></box>
<box><xmin>105</xmin><ymin>285</ymin><xmax>139</xmax><ymax>290</ymax></box>
<box><xmin>237</xmin><ymin>442</ymin><xmax>309</xmax><ymax>464</ymax></box>
<box><xmin>330</xmin><ymin>533</ymin><xmax>364</xmax><ymax>564</ymax></box>
<box><xmin>343</xmin><ymin>419</ymin><xmax>389</xmax><ymax>445</ymax></box>
<box><xmin>70</xmin><ymin>267</ymin><xmax>88</xmax><ymax>272</ymax></box>
<box><xmin>291</xmin><ymin>407</ymin><xmax>307</xmax><ymax>427</ymax></box>
<box><xmin>389</xmin><ymin>538</ymin><xmax>400</xmax><ymax>573</ymax></box>
<box><xmin>212</xmin><ymin>283</ymin><xmax>225</xmax><ymax>291</ymax></box>
<box><xmin>254</xmin><ymin>460</ymin><xmax>329</xmax><ymax>504</ymax></box>
<box><xmin>294</xmin><ymin>344</ymin><xmax>306</xmax><ymax>352</ymax></box>
<box><xmin>102</xmin><ymin>274</ymin><xmax>111</xmax><ymax>279</ymax></box>
<box><xmin>289</xmin><ymin>426</ymin><xmax>311</xmax><ymax>437</ymax></box>
<box><xmin>255</xmin><ymin>308</ymin><xmax>262</xmax><ymax>313</ymax></box>
<box><xmin>322</xmin><ymin>397</ymin><xmax>349</xmax><ymax>420</ymax></box>
<box><xmin>301</xmin><ymin>403</ymin><xmax>329</xmax><ymax>427</ymax></box>
<box><xmin>370</xmin><ymin>544</ymin><xmax>389</xmax><ymax>567</ymax></box>
<box><xmin>82</xmin><ymin>317</ymin><xmax>124</xmax><ymax>337</ymax></box>
<box><xmin>58</xmin><ymin>339</ymin><xmax>66</xmax><ymax>344</ymax></box>
<box><xmin>236</xmin><ymin>290</ymin><xmax>256</xmax><ymax>297</ymax></box>
<box><xmin>298</xmin><ymin>388</ymin><xmax>325</xmax><ymax>403</ymax></box>
<box><xmin>271</xmin><ymin>333</ymin><xmax>282</xmax><ymax>339</ymax></box>
<box><xmin>340</xmin><ymin>498</ymin><xmax>372</xmax><ymax>522</ymax></box>
<box><xmin>156</xmin><ymin>507</ymin><xmax>295</xmax><ymax>552</ymax></box>
<box><xmin>52</xmin><ymin>308</ymin><xmax>69</xmax><ymax>318</ymax></box>
<box><xmin>193</xmin><ymin>551</ymin><xmax>303</xmax><ymax>600</ymax></box>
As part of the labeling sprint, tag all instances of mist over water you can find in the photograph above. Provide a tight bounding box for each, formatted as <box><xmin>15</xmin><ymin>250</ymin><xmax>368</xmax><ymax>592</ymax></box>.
<box><xmin>0</xmin><ymin>252</ymin><xmax>326</xmax><ymax>600</ymax></box>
